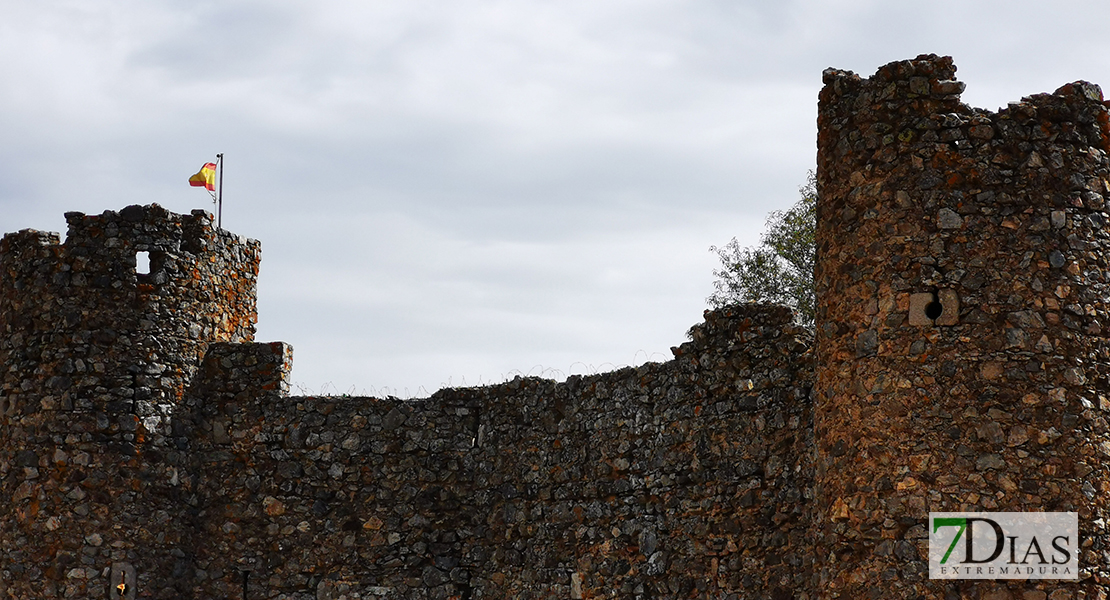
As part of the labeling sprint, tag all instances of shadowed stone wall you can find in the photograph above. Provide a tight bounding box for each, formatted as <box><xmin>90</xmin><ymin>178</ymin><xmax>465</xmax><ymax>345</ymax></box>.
<box><xmin>0</xmin><ymin>205</ymin><xmax>260</xmax><ymax>598</ymax></box>
<box><xmin>0</xmin><ymin>214</ymin><xmax>815</xmax><ymax>600</ymax></box>
<box><xmin>187</xmin><ymin>306</ymin><xmax>814</xmax><ymax>599</ymax></box>
<box><xmin>815</xmin><ymin>54</ymin><xmax>1110</xmax><ymax>599</ymax></box>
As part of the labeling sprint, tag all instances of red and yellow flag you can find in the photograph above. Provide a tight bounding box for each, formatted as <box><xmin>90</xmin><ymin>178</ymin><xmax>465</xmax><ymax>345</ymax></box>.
<box><xmin>189</xmin><ymin>162</ymin><xmax>217</xmax><ymax>191</ymax></box>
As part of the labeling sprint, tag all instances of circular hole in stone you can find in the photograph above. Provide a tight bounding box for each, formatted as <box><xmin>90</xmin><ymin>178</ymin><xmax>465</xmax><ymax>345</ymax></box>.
<box><xmin>925</xmin><ymin>301</ymin><xmax>943</xmax><ymax>320</ymax></box>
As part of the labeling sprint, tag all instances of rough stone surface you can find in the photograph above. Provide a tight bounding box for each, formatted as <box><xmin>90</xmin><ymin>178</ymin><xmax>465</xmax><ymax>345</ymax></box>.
<box><xmin>0</xmin><ymin>204</ymin><xmax>260</xmax><ymax>599</ymax></box>
<box><xmin>0</xmin><ymin>209</ymin><xmax>815</xmax><ymax>599</ymax></box>
<box><xmin>816</xmin><ymin>54</ymin><xmax>1110</xmax><ymax>598</ymax></box>
<box><xmin>187</xmin><ymin>305</ymin><xmax>813</xmax><ymax>599</ymax></box>
<box><xmin>4</xmin><ymin>55</ymin><xmax>1110</xmax><ymax>599</ymax></box>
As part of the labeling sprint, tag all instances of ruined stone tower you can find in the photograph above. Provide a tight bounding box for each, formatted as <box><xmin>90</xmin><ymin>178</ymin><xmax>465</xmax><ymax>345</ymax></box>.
<box><xmin>0</xmin><ymin>204</ymin><xmax>262</xmax><ymax>597</ymax></box>
<box><xmin>815</xmin><ymin>55</ymin><xmax>1110</xmax><ymax>598</ymax></box>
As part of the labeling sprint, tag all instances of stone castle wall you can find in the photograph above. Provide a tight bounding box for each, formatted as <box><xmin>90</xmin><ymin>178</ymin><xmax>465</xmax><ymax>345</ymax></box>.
<box><xmin>3</xmin><ymin>55</ymin><xmax>1110</xmax><ymax>600</ymax></box>
<box><xmin>0</xmin><ymin>205</ymin><xmax>260</xmax><ymax>598</ymax></box>
<box><xmin>186</xmin><ymin>306</ymin><xmax>813</xmax><ymax>599</ymax></box>
<box><xmin>0</xmin><ymin>217</ymin><xmax>816</xmax><ymax>599</ymax></box>
<box><xmin>815</xmin><ymin>55</ymin><xmax>1110</xmax><ymax>599</ymax></box>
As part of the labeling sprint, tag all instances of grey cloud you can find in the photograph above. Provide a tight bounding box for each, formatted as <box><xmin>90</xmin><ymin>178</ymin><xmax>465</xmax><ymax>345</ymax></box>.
<box><xmin>6</xmin><ymin>0</ymin><xmax>1110</xmax><ymax>392</ymax></box>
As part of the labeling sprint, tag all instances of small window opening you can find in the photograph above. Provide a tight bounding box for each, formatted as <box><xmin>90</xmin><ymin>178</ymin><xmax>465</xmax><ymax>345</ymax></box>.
<box><xmin>241</xmin><ymin>570</ymin><xmax>250</xmax><ymax>600</ymax></box>
<box><xmin>135</xmin><ymin>251</ymin><xmax>150</xmax><ymax>275</ymax></box>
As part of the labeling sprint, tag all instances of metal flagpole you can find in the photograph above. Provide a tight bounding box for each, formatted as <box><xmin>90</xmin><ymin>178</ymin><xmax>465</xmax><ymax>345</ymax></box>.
<box><xmin>216</xmin><ymin>153</ymin><xmax>224</xmax><ymax>228</ymax></box>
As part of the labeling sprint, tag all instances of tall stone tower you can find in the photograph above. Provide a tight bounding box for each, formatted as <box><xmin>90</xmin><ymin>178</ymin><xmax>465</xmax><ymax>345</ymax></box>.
<box><xmin>0</xmin><ymin>204</ymin><xmax>260</xmax><ymax>598</ymax></box>
<box><xmin>815</xmin><ymin>55</ymin><xmax>1110</xmax><ymax>597</ymax></box>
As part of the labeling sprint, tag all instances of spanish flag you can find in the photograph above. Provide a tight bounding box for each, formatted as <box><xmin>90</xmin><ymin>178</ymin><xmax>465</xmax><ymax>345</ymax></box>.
<box><xmin>189</xmin><ymin>162</ymin><xmax>217</xmax><ymax>191</ymax></box>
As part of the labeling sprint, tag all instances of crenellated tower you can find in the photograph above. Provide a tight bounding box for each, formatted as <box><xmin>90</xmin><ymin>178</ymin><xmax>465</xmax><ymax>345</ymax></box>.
<box><xmin>0</xmin><ymin>204</ymin><xmax>261</xmax><ymax>598</ymax></box>
<box><xmin>815</xmin><ymin>55</ymin><xmax>1110</xmax><ymax>598</ymax></box>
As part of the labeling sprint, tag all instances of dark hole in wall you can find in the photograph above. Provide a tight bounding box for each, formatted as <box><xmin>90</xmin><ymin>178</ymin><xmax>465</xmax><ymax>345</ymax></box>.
<box><xmin>924</xmin><ymin>289</ymin><xmax>944</xmax><ymax>321</ymax></box>
<box><xmin>110</xmin><ymin>562</ymin><xmax>137</xmax><ymax>600</ymax></box>
<box><xmin>115</xmin><ymin>568</ymin><xmax>128</xmax><ymax>597</ymax></box>
<box><xmin>925</xmin><ymin>300</ymin><xmax>943</xmax><ymax>320</ymax></box>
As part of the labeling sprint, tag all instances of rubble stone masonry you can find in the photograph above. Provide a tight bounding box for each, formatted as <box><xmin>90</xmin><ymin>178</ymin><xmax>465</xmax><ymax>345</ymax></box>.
<box><xmin>0</xmin><ymin>205</ymin><xmax>260</xmax><ymax>598</ymax></box>
<box><xmin>2</xmin><ymin>55</ymin><xmax>1109</xmax><ymax>599</ymax></box>
<box><xmin>187</xmin><ymin>307</ymin><xmax>812</xmax><ymax>599</ymax></box>
<box><xmin>816</xmin><ymin>55</ymin><xmax>1110</xmax><ymax>599</ymax></box>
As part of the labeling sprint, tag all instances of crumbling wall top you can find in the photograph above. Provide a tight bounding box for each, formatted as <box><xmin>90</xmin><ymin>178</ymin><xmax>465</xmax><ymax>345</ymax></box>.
<box><xmin>60</xmin><ymin>204</ymin><xmax>251</xmax><ymax>257</ymax></box>
<box><xmin>0</xmin><ymin>204</ymin><xmax>263</xmax><ymax>423</ymax></box>
<box><xmin>814</xmin><ymin>55</ymin><xmax>1110</xmax><ymax>597</ymax></box>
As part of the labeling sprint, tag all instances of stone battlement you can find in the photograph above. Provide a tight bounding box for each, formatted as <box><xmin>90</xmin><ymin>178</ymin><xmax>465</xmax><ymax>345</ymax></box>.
<box><xmin>0</xmin><ymin>204</ymin><xmax>260</xmax><ymax>416</ymax></box>
<box><xmin>1</xmin><ymin>56</ymin><xmax>1109</xmax><ymax>599</ymax></box>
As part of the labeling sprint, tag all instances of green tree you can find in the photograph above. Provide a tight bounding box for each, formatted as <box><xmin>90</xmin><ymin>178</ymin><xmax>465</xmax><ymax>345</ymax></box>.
<box><xmin>708</xmin><ymin>172</ymin><xmax>816</xmax><ymax>327</ymax></box>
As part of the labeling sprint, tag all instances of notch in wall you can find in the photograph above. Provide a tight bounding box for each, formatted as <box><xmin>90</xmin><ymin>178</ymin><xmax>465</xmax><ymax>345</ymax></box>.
<box><xmin>908</xmin><ymin>290</ymin><xmax>959</xmax><ymax>326</ymax></box>
<box><xmin>134</xmin><ymin>250</ymin><xmax>168</xmax><ymax>284</ymax></box>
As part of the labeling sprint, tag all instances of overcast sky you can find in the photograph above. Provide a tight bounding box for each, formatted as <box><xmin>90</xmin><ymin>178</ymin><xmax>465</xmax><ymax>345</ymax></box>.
<box><xmin>5</xmin><ymin>1</ymin><xmax>1110</xmax><ymax>396</ymax></box>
